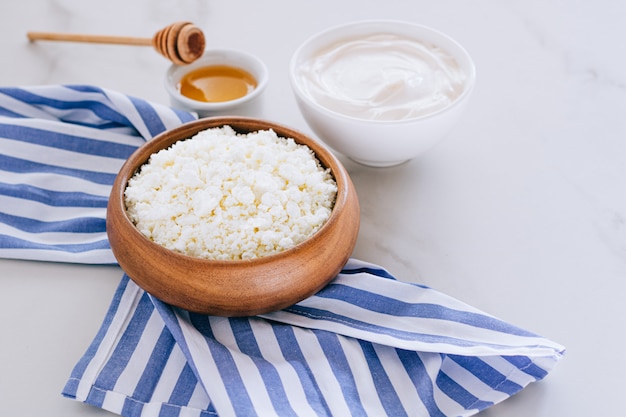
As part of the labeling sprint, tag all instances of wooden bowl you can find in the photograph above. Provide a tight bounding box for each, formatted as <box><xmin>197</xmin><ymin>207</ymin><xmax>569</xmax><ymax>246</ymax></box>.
<box><xmin>106</xmin><ymin>117</ymin><xmax>360</xmax><ymax>316</ymax></box>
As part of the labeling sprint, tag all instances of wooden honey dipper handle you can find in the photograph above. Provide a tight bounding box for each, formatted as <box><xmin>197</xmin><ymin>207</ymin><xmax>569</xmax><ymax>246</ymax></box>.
<box><xmin>27</xmin><ymin>22</ymin><xmax>206</xmax><ymax>65</ymax></box>
<box><xmin>26</xmin><ymin>31</ymin><xmax>153</xmax><ymax>46</ymax></box>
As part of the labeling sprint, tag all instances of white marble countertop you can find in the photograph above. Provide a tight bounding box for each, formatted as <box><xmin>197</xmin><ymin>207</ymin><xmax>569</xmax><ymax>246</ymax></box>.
<box><xmin>1</xmin><ymin>0</ymin><xmax>624</xmax><ymax>415</ymax></box>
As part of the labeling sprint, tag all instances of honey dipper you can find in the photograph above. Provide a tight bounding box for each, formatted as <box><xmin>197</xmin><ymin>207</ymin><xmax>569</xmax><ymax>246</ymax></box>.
<box><xmin>27</xmin><ymin>21</ymin><xmax>206</xmax><ymax>65</ymax></box>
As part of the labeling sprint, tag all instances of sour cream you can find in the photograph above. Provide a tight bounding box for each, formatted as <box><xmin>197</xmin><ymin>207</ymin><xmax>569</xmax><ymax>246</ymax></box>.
<box><xmin>296</xmin><ymin>33</ymin><xmax>467</xmax><ymax>121</ymax></box>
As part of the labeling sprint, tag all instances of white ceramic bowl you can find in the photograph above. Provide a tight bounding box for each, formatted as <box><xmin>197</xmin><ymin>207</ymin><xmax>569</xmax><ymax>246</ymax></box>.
<box><xmin>290</xmin><ymin>20</ymin><xmax>476</xmax><ymax>167</ymax></box>
<box><xmin>166</xmin><ymin>49</ymin><xmax>269</xmax><ymax>117</ymax></box>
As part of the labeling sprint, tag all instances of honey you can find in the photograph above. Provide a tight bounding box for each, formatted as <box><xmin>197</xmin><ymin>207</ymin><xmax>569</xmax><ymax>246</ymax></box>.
<box><xmin>178</xmin><ymin>65</ymin><xmax>257</xmax><ymax>103</ymax></box>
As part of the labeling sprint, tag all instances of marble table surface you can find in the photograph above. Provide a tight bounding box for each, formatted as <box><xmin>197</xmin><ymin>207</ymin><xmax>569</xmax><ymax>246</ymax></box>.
<box><xmin>1</xmin><ymin>0</ymin><xmax>624</xmax><ymax>415</ymax></box>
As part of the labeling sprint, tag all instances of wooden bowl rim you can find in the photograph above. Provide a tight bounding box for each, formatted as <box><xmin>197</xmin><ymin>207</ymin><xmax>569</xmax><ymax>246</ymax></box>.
<box><xmin>110</xmin><ymin>116</ymin><xmax>352</xmax><ymax>265</ymax></box>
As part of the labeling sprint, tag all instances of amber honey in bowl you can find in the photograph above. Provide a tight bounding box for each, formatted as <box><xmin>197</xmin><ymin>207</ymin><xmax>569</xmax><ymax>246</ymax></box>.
<box><xmin>178</xmin><ymin>65</ymin><xmax>258</xmax><ymax>103</ymax></box>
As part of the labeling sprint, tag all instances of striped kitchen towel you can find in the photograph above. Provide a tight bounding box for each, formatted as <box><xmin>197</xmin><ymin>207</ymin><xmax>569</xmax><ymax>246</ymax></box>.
<box><xmin>0</xmin><ymin>84</ymin><xmax>195</xmax><ymax>263</ymax></box>
<box><xmin>62</xmin><ymin>263</ymin><xmax>564</xmax><ymax>417</ymax></box>
<box><xmin>0</xmin><ymin>85</ymin><xmax>564</xmax><ymax>417</ymax></box>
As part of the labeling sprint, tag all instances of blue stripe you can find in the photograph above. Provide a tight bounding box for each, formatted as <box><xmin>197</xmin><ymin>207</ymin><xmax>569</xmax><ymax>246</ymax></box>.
<box><xmin>0</xmin><ymin>154</ymin><xmax>117</xmax><ymax>185</ymax></box>
<box><xmin>340</xmin><ymin>266</ymin><xmax>396</xmax><ymax>280</ymax></box>
<box><xmin>167</xmin><ymin>364</ymin><xmax>199</xmax><ymax>409</ymax></box>
<box><xmin>315</xmin><ymin>331</ymin><xmax>368</xmax><ymax>417</ymax></box>
<box><xmin>285</xmin><ymin>304</ymin><xmax>519</xmax><ymax>350</ymax></box>
<box><xmin>147</xmin><ymin>298</ymin><xmax>211</xmax><ymax>406</ymax></box>
<box><xmin>94</xmin><ymin>292</ymin><xmax>155</xmax><ymax>390</ymax></box>
<box><xmin>503</xmin><ymin>355</ymin><xmax>549</xmax><ymax>380</ymax></box>
<box><xmin>0</xmin><ymin>182</ymin><xmax>108</xmax><ymax>208</ymax></box>
<box><xmin>129</xmin><ymin>95</ymin><xmax>167</xmax><ymax>138</ymax></box>
<box><xmin>229</xmin><ymin>318</ymin><xmax>299</xmax><ymax>417</ymax></box>
<box><xmin>158</xmin><ymin>403</ymin><xmax>218</xmax><ymax>417</ymax></box>
<box><xmin>0</xmin><ymin>212</ymin><xmax>105</xmax><ymax>234</ymax></box>
<box><xmin>0</xmin><ymin>107</ymin><xmax>25</xmax><ymax>118</ymax></box>
<box><xmin>314</xmin><ymin>283</ymin><xmax>538</xmax><ymax>337</ymax></box>
<box><xmin>396</xmin><ymin>350</ymin><xmax>446</xmax><ymax>417</ymax></box>
<box><xmin>127</xmin><ymin>328</ymin><xmax>177</xmax><ymax>404</ymax></box>
<box><xmin>339</xmin><ymin>265</ymin><xmax>433</xmax><ymax>289</ymax></box>
<box><xmin>189</xmin><ymin>314</ymin><xmax>258</xmax><ymax>417</ymax></box>
<box><xmin>158</xmin><ymin>404</ymin><xmax>182</xmax><ymax>417</ymax></box>
<box><xmin>0</xmin><ymin>234</ymin><xmax>110</xmax><ymax>254</ymax></box>
<box><xmin>448</xmin><ymin>355</ymin><xmax>523</xmax><ymax>395</ymax></box>
<box><xmin>0</xmin><ymin>123</ymin><xmax>139</xmax><ymax>158</ymax></box>
<box><xmin>68</xmin><ymin>84</ymin><xmax>196</xmax><ymax>126</ymax></box>
<box><xmin>0</xmin><ymin>86</ymin><xmax>134</xmax><ymax>130</ymax></box>
<box><xmin>148</xmin><ymin>301</ymin><xmax>197</xmax><ymax>373</ymax></box>
<box><xmin>173</xmin><ymin>108</ymin><xmax>198</xmax><ymax>124</ymax></box>
<box><xmin>65</xmin><ymin>85</ymin><xmax>107</xmax><ymax>94</ymax></box>
<box><xmin>61</xmin><ymin>378</ymin><xmax>79</xmax><ymax>398</ymax></box>
<box><xmin>85</xmin><ymin>387</ymin><xmax>107</xmax><ymax>408</ymax></box>
<box><xmin>62</xmin><ymin>276</ymin><xmax>132</xmax><ymax>397</ymax></box>
<box><xmin>121</xmin><ymin>397</ymin><xmax>144</xmax><ymax>417</ymax></box>
<box><xmin>272</xmin><ymin>325</ymin><xmax>332</xmax><ymax>416</ymax></box>
<box><xmin>146</xmin><ymin>298</ymin><xmax>220</xmax><ymax>415</ymax></box>
<box><xmin>357</xmin><ymin>340</ymin><xmax>408</xmax><ymax>417</ymax></box>
<box><xmin>436</xmin><ymin>370</ymin><xmax>493</xmax><ymax>411</ymax></box>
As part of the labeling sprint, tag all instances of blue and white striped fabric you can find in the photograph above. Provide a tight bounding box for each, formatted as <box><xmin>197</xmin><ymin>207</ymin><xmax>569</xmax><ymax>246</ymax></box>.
<box><xmin>0</xmin><ymin>84</ymin><xmax>195</xmax><ymax>263</ymax></box>
<box><xmin>0</xmin><ymin>86</ymin><xmax>564</xmax><ymax>417</ymax></box>
<box><xmin>61</xmin><ymin>264</ymin><xmax>564</xmax><ymax>417</ymax></box>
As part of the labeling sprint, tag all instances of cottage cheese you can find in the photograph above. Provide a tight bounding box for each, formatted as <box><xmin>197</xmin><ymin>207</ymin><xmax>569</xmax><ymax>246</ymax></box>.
<box><xmin>124</xmin><ymin>126</ymin><xmax>337</xmax><ymax>260</ymax></box>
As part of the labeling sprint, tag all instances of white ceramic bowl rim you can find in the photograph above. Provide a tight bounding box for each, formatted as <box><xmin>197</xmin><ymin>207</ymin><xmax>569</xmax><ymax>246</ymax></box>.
<box><xmin>166</xmin><ymin>49</ymin><xmax>269</xmax><ymax>111</ymax></box>
<box><xmin>290</xmin><ymin>19</ymin><xmax>476</xmax><ymax>125</ymax></box>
